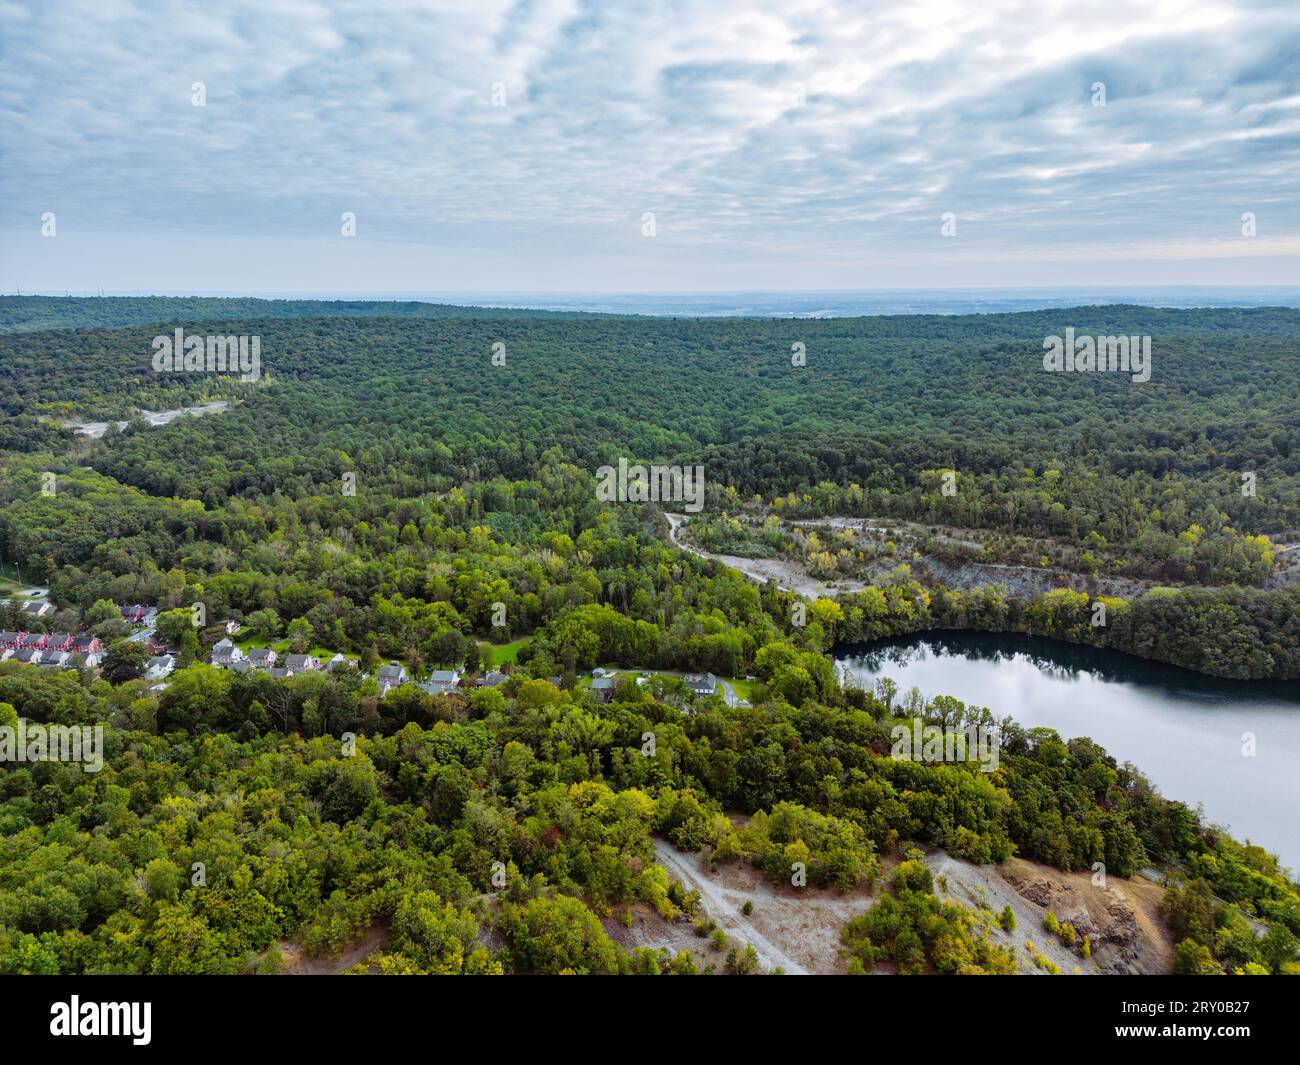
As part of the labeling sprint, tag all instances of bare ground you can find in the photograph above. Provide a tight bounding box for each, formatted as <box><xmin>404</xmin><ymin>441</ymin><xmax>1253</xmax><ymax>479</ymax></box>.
<box><xmin>649</xmin><ymin>837</ymin><xmax>875</xmax><ymax>973</ymax></box>
<box><xmin>667</xmin><ymin>513</ymin><xmax>1150</xmax><ymax>600</ymax></box>
<box><xmin>643</xmin><ymin>836</ymin><xmax>1172</xmax><ymax>976</ymax></box>
<box><xmin>665</xmin><ymin>513</ymin><xmax>872</xmax><ymax>598</ymax></box>
<box><xmin>278</xmin><ymin>923</ymin><xmax>390</xmax><ymax>975</ymax></box>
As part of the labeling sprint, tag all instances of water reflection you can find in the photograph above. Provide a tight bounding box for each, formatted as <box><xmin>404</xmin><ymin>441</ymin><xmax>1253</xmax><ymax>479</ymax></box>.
<box><xmin>833</xmin><ymin>631</ymin><xmax>1300</xmax><ymax>873</ymax></box>
<box><xmin>839</xmin><ymin>631</ymin><xmax>1300</xmax><ymax>705</ymax></box>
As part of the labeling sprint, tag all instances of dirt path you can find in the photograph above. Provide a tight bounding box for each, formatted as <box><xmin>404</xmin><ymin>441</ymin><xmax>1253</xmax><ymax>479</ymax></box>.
<box><xmin>652</xmin><ymin>838</ymin><xmax>814</xmax><ymax>974</ymax></box>
<box><xmin>278</xmin><ymin>923</ymin><xmax>389</xmax><ymax>975</ymax></box>
<box><xmin>665</xmin><ymin>513</ymin><xmax>871</xmax><ymax>598</ymax></box>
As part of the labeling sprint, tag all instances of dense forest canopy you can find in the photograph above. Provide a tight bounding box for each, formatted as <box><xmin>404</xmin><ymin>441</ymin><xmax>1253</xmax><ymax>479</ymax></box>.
<box><xmin>0</xmin><ymin>297</ymin><xmax>1296</xmax><ymax>975</ymax></box>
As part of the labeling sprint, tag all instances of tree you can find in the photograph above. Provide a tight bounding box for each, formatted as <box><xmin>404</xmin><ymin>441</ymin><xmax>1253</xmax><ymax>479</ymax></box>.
<box><xmin>506</xmin><ymin>896</ymin><xmax>620</xmax><ymax>975</ymax></box>
<box><xmin>1172</xmin><ymin>938</ymin><xmax>1223</xmax><ymax>976</ymax></box>
<box><xmin>286</xmin><ymin>616</ymin><xmax>314</xmax><ymax>654</ymax></box>
<box><xmin>246</xmin><ymin>608</ymin><xmax>282</xmax><ymax>641</ymax></box>
<box><xmin>101</xmin><ymin>640</ymin><xmax>148</xmax><ymax>683</ymax></box>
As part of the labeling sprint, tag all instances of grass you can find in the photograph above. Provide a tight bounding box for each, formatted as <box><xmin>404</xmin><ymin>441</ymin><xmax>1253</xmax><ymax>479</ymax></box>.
<box><xmin>229</xmin><ymin>631</ymin><xmax>356</xmax><ymax>663</ymax></box>
<box><xmin>479</xmin><ymin>638</ymin><xmax>526</xmax><ymax>666</ymax></box>
<box><xmin>720</xmin><ymin>674</ymin><xmax>760</xmax><ymax>702</ymax></box>
<box><xmin>0</xmin><ymin>562</ymin><xmax>37</xmax><ymax>597</ymax></box>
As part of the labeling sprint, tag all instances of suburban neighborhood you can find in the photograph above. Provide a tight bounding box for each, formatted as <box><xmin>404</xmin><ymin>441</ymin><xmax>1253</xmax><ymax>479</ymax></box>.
<box><xmin>0</xmin><ymin>596</ymin><xmax>742</xmax><ymax>710</ymax></box>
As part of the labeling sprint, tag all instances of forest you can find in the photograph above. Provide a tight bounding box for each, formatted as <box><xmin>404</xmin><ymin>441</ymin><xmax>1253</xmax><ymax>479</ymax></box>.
<box><xmin>0</xmin><ymin>296</ymin><xmax>1296</xmax><ymax>974</ymax></box>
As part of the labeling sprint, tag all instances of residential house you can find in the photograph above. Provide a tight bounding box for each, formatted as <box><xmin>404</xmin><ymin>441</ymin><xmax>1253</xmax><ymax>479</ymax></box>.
<box><xmin>324</xmin><ymin>653</ymin><xmax>352</xmax><ymax>672</ymax></box>
<box><xmin>22</xmin><ymin>601</ymin><xmax>54</xmax><ymax>619</ymax></box>
<box><xmin>0</xmin><ymin>648</ymin><xmax>12</xmax><ymax>662</ymax></box>
<box><xmin>0</xmin><ymin>631</ymin><xmax>24</xmax><ymax>649</ymax></box>
<box><xmin>284</xmin><ymin>654</ymin><xmax>321</xmax><ymax>673</ymax></box>
<box><xmin>39</xmin><ymin>650</ymin><xmax>71</xmax><ymax>668</ymax></box>
<box><xmin>144</xmin><ymin>655</ymin><xmax>176</xmax><ymax>680</ymax></box>
<box><xmin>13</xmin><ymin>648</ymin><xmax>39</xmax><ymax>664</ymax></box>
<box><xmin>120</xmin><ymin>604</ymin><xmax>147</xmax><ymax>624</ymax></box>
<box><xmin>419</xmin><ymin>668</ymin><xmax>460</xmax><ymax>696</ymax></box>
<box><xmin>211</xmin><ymin>638</ymin><xmax>246</xmax><ymax>667</ymax></box>
<box><xmin>46</xmin><ymin>633</ymin><xmax>75</xmax><ymax>652</ymax></box>
<box><xmin>227</xmin><ymin>659</ymin><xmax>253</xmax><ymax>675</ymax></box>
<box><xmin>684</xmin><ymin>672</ymin><xmax>718</xmax><ymax>698</ymax></box>
<box><xmin>591</xmin><ymin>676</ymin><xmax>616</xmax><ymax>703</ymax></box>
<box><xmin>246</xmin><ymin>647</ymin><xmax>277</xmax><ymax>669</ymax></box>
<box><xmin>476</xmin><ymin>671</ymin><xmax>509</xmax><ymax>688</ymax></box>
<box><xmin>267</xmin><ymin>667</ymin><xmax>293</xmax><ymax>680</ymax></box>
<box><xmin>72</xmin><ymin>635</ymin><xmax>103</xmax><ymax>655</ymax></box>
<box><xmin>220</xmin><ymin>619</ymin><xmax>240</xmax><ymax>635</ymax></box>
<box><xmin>24</xmin><ymin>633</ymin><xmax>49</xmax><ymax>651</ymax></box>
<box><xmin>377</xmin><ymin>664</ymin><xmax>409</xmax><ymax>695</ymax></box>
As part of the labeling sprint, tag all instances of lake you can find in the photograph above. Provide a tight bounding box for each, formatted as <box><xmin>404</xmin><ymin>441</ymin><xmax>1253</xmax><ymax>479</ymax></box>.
<box><xmin>835</xmin><ymin>632</ymin><xmax>1300</xmax><ymax>875</ymax></box>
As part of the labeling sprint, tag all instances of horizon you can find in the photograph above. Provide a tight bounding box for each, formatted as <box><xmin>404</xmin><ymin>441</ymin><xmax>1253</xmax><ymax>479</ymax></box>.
<box><xmin>6</xmin><ymin>285</ymin><xmax>1300</xmax><ymax>319</ymax></box>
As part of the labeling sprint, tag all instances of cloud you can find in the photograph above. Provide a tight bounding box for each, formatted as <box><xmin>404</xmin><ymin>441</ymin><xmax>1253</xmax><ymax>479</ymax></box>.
<box><xmin>1</xmin><ymin>0</ymin><xmax>1297</xmax><ymax>290</ymax></box>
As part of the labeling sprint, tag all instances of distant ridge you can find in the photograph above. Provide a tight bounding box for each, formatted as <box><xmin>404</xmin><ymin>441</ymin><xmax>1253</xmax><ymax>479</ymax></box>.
<box><xmin>0</xmin><ymin>295</ymin><xmax>603</xmax><ymax>333</ymax></box>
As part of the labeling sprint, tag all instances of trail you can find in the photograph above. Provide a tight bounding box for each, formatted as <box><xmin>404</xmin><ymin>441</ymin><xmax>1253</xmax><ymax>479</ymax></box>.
<box><xmin>651</xmin><ymin>838</ymin><xmax>810</xmax><ymax>975</ymax></box>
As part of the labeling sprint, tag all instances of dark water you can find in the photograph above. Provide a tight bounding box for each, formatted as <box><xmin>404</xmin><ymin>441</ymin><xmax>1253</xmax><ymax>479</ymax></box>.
<box><xmin>835</xmin><ymin>632</ymin><xmax>1300</xmax><ymax>874</ymax></box>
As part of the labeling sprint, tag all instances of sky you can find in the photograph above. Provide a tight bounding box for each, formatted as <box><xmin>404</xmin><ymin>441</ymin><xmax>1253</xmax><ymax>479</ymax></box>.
<box><xmin>2</xmin><ymin>0</ymin><xmax>1298</xmax><ymax>294</ymax></box>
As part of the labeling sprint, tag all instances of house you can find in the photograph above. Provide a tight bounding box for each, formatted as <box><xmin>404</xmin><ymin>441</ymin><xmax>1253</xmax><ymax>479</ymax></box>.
<box><xmin>22</xmin><ymin>601</ymin><xmax>54</xmax><ymax>619</ymax></box>
<box><xmin>72</xmin><ymin>634</ymin><xmax>102</xmax><ymax>655</ymax></box>
<box><xmin>476</xmin><ymin>671</ymin><xmax>509</xmax><ymax>688</ymax></box>
<box><xmin>684</xmin><ymin>672</ymin><xmax>718</xmax><ymax>697</ymax></box>
<box><xmin>227</xmin><ymin>659</ymin><xmax>254</xmax><ymax>675</ymax></box>
<box><xmin>0</xmin><ymin>631</ymin><xmax>24</xmax><ymax>649</ymax></box>
<box><xmin>267</xmin><ymin>667</ymin><xmax>293</xmax><ymax>680</ymax></box>
<box><xmin>246</xmin><ymin>647</ymin><xmax>277</xmax><ymax>669</ymax></box>
<box><xmin>0</xmin><ymin>648</ymin><xmax>12</xmax><ymax>662</ymax></box>
<box><xmin>420</xmin><ymin>668</ymin><xmax>460</xmax><ymax>695</ymax></box>
<box><xmin>120</xmin><ymin>604</ymin><xmax>147</xmax><ymax>624</ymax></box>
<box><xmin>46</xmin><ymin>633</ymin><xmax>75</xmax><ymax>652</ymax></box>
<box><xmin>13</xmin><ymin>648</ymin><xmax>38</xmax><ymax>663</ymax></box>
<box><xmin>141</xmin><ymin>608</ymin><xmax>158</xmax><ymax>627</ymax></box>
<box><xmin>284</xmin><ymin>654</ymin><xmax>320</xmax><ymax>673</ymax></box>
<box><xmin>144</xmin><ymin>655</ymin><xmax>175</xmax><ymax>680</ymax></box>
<box><xmin>592</xmin><ymin>667</ymin><xmax>607</xmax><ymax>678</ymax></box>
<box><xmin>220</xmin><ymin>619</ymin><xmax>240</xmax><ymax>635</ymax></box>
<box><xmin>324</xmin><ymin>653</ymin><xmax>351</xmax><ymax>672</ymax></box>
<box><xmin>76</xmin><ymin>652</ymin><xmax>102</xmax><ymax>670</ymax></box>
<box><xmin>39</xmin><ymin>650</ymin><xmax>71</xmax><ymax>668</ymax></box>
<box><xmin>211</xmin><ymin>639</ymin><xmax>246</xmax><ymax>667</ymax></box>
<box><xmin>25</xmin><ymin>633</ymin><xmax>49</xmax><ymax>651</ymax></box>
<box><xmin>590</xmin><ymin>676</ymin><xmax>616</xmax><ymax>703</ymax></box>
<box><xmin>377</xmin><ymin>664</ymin><xmax>409</xmax><ymax>695</ymax></box>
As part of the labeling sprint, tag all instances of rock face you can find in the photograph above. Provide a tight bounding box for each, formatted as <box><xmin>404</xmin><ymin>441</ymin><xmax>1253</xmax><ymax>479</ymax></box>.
<box><xmin>999</xmin><ymin>864</ymin><xmax>1169</xmax><ymax>975</ymax></box>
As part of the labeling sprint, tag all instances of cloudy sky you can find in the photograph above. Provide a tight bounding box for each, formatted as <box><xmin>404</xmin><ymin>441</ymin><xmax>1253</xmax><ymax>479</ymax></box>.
<box><xmin>2</xmin><ymin>0</ymin><xmax>1298</xmax><ymax>293</ymax></box>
